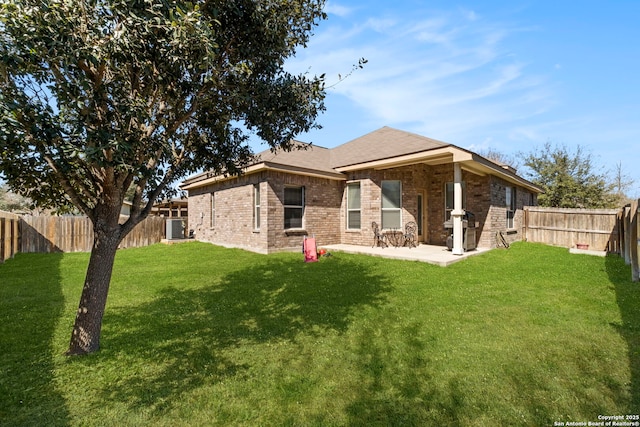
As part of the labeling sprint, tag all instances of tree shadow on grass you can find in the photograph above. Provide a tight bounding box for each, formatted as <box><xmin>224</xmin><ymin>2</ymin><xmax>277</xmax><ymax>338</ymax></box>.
<box><xmin>607</xmin><ymin>254</ymin><xmax>640</xmax><ymax>412</ymax></box>
<box><xmin>0</xmin><ymin>253</ymin><xmax>71</xmax><ymax>427</ymax></box>
<box><xmin>346</xmin><ymin>322</ymin><xmax>442</xmax><ymax>426</ymax></box>
<box><xmin>88</xmin><ymin>255</ymin><xmax>392</xmax><ymax>415</ymax></box>
<box><xmin>345</xmin><ymin>322</ymin><xmax>488</xmax><ymax>426</ymax></box>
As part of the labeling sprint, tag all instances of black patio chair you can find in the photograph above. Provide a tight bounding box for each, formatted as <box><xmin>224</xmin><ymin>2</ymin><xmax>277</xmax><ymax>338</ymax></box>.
<box><xmin>403</xmin><ymin>221</ymin><xmax>417</xmax><ymax>248</ymax></box>
<box><xmin>371</xmin><ymin>222</ymin><xmax>388</xmax><ymax>248</ymax></box>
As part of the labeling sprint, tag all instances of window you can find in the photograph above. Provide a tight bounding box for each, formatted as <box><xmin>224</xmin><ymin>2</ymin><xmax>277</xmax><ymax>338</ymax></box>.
<box><xmin>210</xmin><ymin>192</ymin><xmax>216</xmax><ymax>228</ymax></box>
<box><xmin>506</xmin><ymin>186</ymin><xmax>516</xmax><ymax>229</ymax></box>
<box><xmin>381</xmin><ymin>180</ymin><xmax>401</xmax><ymax>229</ymax></box>
<box><xmin>254</xmin><ymin>184</ymin><xmax>261</xmax><ymax>230</ymax></box>
<box><xmin>284</xmin><ymin>186</ymin><xmax>304</xmax><ymax>229</ymax></box>
<box><xmin>346</xmin><ymin>182</ymin><xmax>361</xmax><ymax>229</ymax></box>
<box><xmin>445</xmin><ymin>182</ymin><xmax>466</xmax><ymax>221</ymax></box>
<box><xmin>417</xmin><ymin>193</ymin><xmax>424</xmax><ymax>236</ymax></box>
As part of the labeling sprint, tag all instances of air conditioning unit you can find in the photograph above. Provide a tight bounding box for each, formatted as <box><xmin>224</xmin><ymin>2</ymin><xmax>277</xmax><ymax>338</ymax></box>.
<box><xmin>166</xmin><ymin>219</ymin><xmax>185</xmax><ymax>240</ymax></box>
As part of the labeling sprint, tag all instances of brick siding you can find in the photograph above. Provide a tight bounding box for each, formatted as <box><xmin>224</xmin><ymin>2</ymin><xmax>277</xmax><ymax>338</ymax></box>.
<box><xmin>188</xmin><ymin>171</ymin><xmax>341</xmax><ymax>253</ymax></box>
<box><xmin>187</xmin><ymin>164</ymin><xmax>536</xmax><ymax>252</ymax></box>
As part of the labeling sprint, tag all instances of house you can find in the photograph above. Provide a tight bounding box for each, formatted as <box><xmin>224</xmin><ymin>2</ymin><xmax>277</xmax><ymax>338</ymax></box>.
<box><xmin>153</xmin><ymin>198</ymin><xmax>189</xmax><ymax>218</ymax></box>
<box><xmin>180</xmin><ymin>127</ymin><xmax>542</xmax><ymax>254</ymax></box>
<box><xmin>120</xmin><ymin>198</ymin><xmax>188</xmax><ymax>218</ymax></box>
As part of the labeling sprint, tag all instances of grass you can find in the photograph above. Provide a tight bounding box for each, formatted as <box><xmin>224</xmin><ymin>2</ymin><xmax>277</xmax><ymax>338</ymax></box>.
<box><xmin>0</xmin><ymin>241</ymin><xmax>638</xmax><ymax>426</ymax></box>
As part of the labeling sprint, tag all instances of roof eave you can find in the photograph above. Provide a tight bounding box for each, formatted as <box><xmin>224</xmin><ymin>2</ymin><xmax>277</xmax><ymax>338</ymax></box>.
<box><xmin>261</xmin><ymin>162</ymin><xmax>346</xmax><ymax>181</ymax></box>
<box><xmin>334</xmin><ymin>146</ymin><xmax>460</xmax><ymax>172</ymax></box>
<box><xmin>334</xmin><ymin>145</ymin><xmax>543</xmax><ymax>194</ymax></box>
<box><xmin>462</xmin><ymin>155</ymin><xmax>543</xmax><ymax>193</ymax></box>
<box><xmin>180</xmin><ymin>162</ymin><xmax>345</xmax><ymax>190</ymax></box>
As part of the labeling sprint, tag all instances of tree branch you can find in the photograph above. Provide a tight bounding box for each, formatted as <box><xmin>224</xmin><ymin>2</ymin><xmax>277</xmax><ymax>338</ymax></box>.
<box><xmin>42</xmin><ymin>153</ymin><xmax>94</xmax><ymax>218</ymax></box>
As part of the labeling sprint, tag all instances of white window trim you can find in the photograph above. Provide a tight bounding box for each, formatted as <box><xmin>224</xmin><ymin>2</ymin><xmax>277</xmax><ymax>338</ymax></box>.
<box><xmin>284</xmin><ymin>186</ymin><xmax>305</xmax><ymax>230</ymax></box>
<box><xmin>445</xmin><ymin>182</ymin><xmax>466</xmax><ymax>221</ymax></box>
<box><xmin>506</xmin><ymin>186</ymin><xmax>516</xmax><ymax>229</ymax></box>
<box><xmin>254</xmin><ymin>184</ymin><xmax>261</xmax><ymax>231</ymax></box>
<box><xmin>381</xmin><ymin>180</ymin><xmax>402</xmax><ymax>230</ymax></box>
<box><xmin>210</xmin><ymin>192</ymin><xmax>216</xmax><ymax>228</ymax></box>
<box><xmin>346</xmin><ymin>182</ymin><xmax>361</xmax><ymax>230</ymax></box>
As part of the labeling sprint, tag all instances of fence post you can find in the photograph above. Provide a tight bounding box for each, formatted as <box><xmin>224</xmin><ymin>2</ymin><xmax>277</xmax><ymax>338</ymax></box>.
<box><xmin>624</xmin><ymin>206</ymin><xmax>632</xmax><ymax>264</ymax></box>
<box><xmin>617</xmin><ymin>207</ymin><xmax>624</xmax><ymax>256</ymax></box>
<box><xmin>631</xmin><ymin>199</ymin><xmax>639</xmax><ymax>282</ymax></box>
<box><xmin>0</xmin><ymin>211</ymin><xmax>20</xmax><ymax>262</ymax></box>
<box><xmin>0</xmin><ymin>217</ymin><xmax>5</xmax><ymax>262</ymax></box>
<box><xmin>12</xmin><ymin>217</ymin><xmax>18</xmax><ymax>258</ymax></box>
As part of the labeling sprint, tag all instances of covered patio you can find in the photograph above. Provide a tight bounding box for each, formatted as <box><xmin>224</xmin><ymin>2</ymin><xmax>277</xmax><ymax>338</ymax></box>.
<box><xmin>322</xmin><ymin>243</ymin><xmax>492</xmax><ymax>267</ymax></box>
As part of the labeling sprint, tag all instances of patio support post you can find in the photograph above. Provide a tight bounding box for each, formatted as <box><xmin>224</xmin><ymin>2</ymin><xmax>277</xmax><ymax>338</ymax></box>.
<box><xmin>451</xmin><ymin>162</ymin><xmax>464</xmax><ymax>255</ymax></box>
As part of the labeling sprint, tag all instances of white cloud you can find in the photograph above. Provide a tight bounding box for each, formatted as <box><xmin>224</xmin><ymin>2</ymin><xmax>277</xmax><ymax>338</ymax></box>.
<box><xmin>312</xmin><ymin>9</ymin><xmax>550</xmax><ymax>140</ymax></box>
<box><xmin>324</xmin><ymin>1</ymin><xmax>353</xmax><ymax>18</ymax></box>
<box><xmin>458</xmin><ymin>7</ymin><xmax>479</xmax><ymax>22</ymax></box>
<box><xmin>287</xmin><ymin>2</ymin><xmax>640</xmax><ymax>192</ymax></box>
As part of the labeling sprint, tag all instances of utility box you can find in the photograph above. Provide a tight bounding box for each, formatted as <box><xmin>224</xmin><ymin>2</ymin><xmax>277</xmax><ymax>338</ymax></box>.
<box><xmin>166</xmin><ymin>219</ymin><xmax>185</xmax><ymax>240</ymax></box>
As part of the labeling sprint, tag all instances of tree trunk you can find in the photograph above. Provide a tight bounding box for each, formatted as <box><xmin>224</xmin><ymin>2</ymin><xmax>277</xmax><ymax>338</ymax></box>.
<box><xmin>66</xmin><ymin>224</ymin><xmax>122</xmax><ymax>356</ymax></box>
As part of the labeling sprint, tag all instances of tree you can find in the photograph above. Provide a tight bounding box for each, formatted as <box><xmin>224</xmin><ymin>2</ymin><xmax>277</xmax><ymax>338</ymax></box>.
<box><xmin>0</xmin><ymin>0</ymin><xmax>327</xmax><ymax>355</ymax></box>
<box><xmin>477</xmin><ymin>148</ymin><xmax>520</xmax><ymax>172</ymax></box>
<box><xmin>522</xmin><ymin>142</ymin><xmax>616</xmax><ymax>208</ymax></box>
<box><xmin>610</xmin><ymin>161</ymin><xmax>635</xmax><ymax>205</ymax></box>
<box><xmin>0</xmin><ymin>183</ymin><xmax>31</xmax><ymax>212</ymax></box>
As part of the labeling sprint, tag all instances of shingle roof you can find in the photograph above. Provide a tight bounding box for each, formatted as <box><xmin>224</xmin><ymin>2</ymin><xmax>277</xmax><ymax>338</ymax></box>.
<box><xmin>181</xmin><ymin>126</ymin><xmax>542</xmax><ymax>193</ymax></box>
<box><xmin>330</xmin><ymin>126</ymin><xmax>449</xmax><ymax>168</ymax></box>
<box><xmin>256</xmin><ymin>127</ymin><xmax>448</xmax><ymax>171</ymax></box>
<box><xmin>254</xmin><ymin>141</ymin><xmax>335</xmax><ymax>175</ymax></box>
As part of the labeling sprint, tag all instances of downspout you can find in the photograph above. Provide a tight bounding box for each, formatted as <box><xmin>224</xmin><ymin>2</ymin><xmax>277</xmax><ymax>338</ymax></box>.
<box><xmin>451</xmin><ymin>162</ymin><xmax>464</xmax><ymax>255</ymax></box>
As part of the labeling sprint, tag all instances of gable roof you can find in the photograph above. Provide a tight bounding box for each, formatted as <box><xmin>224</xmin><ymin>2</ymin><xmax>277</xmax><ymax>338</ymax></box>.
<box><xmin>330</xmin><ymin>127</ymin><xmax>541</xmax><ymax>193</ymax></box>
<box><xmin>180</xmin><ymin>141</ymin><xmax>344</xmax><ymax>189</ymax></box>
<box><xmin>181</xmin><ymin>127</ymin><xmax>542</xmax><ymax>193</ymax></box>
<box><xmin>254</xmin><ymin>141</ymin><xmax>338</xmax><ymax>176</ymax></box>
<box><xmin>330</xmin><ymin>127</ymin><xmax>449</xmax><ymax>168</ymax></box>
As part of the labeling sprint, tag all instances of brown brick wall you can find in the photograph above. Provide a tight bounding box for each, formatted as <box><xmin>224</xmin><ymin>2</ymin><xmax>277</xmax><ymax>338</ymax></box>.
<box><xmin>265</xmin><ymin>172</ymin><xmax>342</xmax><ymax>251</ymax></box>
<box><xmin>426</xmin><ymin>164</ymin><xmax>493</xmax><ymax>246</ymax></box>
<box><xmin>188</xmin><ymin>172</ymin><xmax>269</xmax><ymax>252</ymax></box>
<box><xmin>187</xmin><ymin>171</ymin><xmax>342</xmax><ymax>253</ymax></box>
<box><xmin>425</xmin><ymin>165</ymin><xmax>536</xmax><ymax>248</ymax></box>
<box><xmin>187</xmin><ymin>164</ymin><xmax>537</xmax><ymax>252</ymax></box>
<box><xmin>486</xmin><ymin>176</ymin><xmax>537</xmax><ymax>247</ymax></box>
<box><xmin>340</xmin><ymin>164</ymin><xmax>430</xmax><ymax>246</ymax></box>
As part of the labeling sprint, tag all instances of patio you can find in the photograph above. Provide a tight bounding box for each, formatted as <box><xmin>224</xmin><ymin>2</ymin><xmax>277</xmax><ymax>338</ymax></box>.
<box><xmin>321</xmin><ymin>243</ymin><xmax>492</xmax><ymax>267</ymax></box>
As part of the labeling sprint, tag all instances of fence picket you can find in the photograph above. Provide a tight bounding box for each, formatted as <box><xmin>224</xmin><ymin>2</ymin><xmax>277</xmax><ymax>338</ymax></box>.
<box><xmin>630</xmin><ymin>199</ymin><xmax>639</xmax><ymax>282</ymax></box>
<box><xmin>0</xmin><ymin>210</ymin><xmax>20</xmax><ymax>262</ymax></box>
<box><xmin>15</xmin><ymin>215</ymin><xmax>167</xmax><ymax>254</ymax></box>
<box><xmin>523</xmin><ymin>207</ymin><xmax>620</xmax><ymax>252</ymax></box>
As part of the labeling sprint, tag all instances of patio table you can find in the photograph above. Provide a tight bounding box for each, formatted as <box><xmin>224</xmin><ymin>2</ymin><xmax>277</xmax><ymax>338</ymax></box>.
<box><xmin>385</xmin><ymin>229</ymin><xmax>404</xmax><ymax>248</ymax></box>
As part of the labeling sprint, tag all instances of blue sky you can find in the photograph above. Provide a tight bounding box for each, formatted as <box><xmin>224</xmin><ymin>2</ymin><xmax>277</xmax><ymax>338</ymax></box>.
<box><xmin>277</xmin><ymin>0</ymin><xmax>640</xmax><ymax>197</ymax></box>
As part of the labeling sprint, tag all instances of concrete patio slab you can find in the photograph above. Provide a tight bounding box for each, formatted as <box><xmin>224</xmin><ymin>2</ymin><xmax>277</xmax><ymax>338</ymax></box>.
<box><xmin>569</xmin><ymin>247</ymin><xmax>607</xmax><ymax>257</ymax></box>
<box><xmin>321</xmin><ymin>243</ymin><xmax>493</xmax><ymax>267</ymax></box>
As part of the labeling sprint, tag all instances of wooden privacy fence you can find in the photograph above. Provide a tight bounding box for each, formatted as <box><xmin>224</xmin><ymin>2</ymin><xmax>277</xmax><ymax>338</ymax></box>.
<box><xmin>620</xmin><ymin>200</ymin><xmax>640</xmax><ymax>282</ymax></box>
<box><xmin>523</xmin><ymin>206</ymin><xmax>620</xmax><ymax>252</ymax></box>
<box><xmin>19</xmin><ymin>215</ymin><xmax>167</xmax><ymax>253</ymax></box>
<box><xmin>0</xmin><ymin>210</ymin><xmax>20</xmax><ymax>263</ymax></box>
<box><xmin>523</xmin><ymin>203</ymin><xmax>639</xmax><ymax>282</ymax></box>
<box><xmin>0</xmin><ymin>214</ymin><xmax>167</xmax><ymax>260</ymax></box>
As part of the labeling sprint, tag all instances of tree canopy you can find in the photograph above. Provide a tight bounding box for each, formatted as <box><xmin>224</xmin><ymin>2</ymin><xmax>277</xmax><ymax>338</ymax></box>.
<box><xmin>0</xmin><ymin>183</ymin><xmax>30</xmax><ymax>212</ymax></box>
<box><xmin>0</xmin><ymin>0</ymin><xmax>328</xmax><ymax>355</ymax></box>
<box><xmin>522</xmin><ymin>142</ymin><xmax>617</xmax><ymax>208</ymax></box>
<box><xmin>0</xmin><ymin>0</ymin><xmax>326</xmax><ymax>219</ymax></box>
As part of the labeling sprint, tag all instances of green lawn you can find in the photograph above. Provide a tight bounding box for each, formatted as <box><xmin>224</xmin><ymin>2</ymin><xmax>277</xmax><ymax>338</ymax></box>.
<box><xmin>0</xmin><ymin>241</ymin><xmax>638</xmax><ymax>426</ymax></box>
